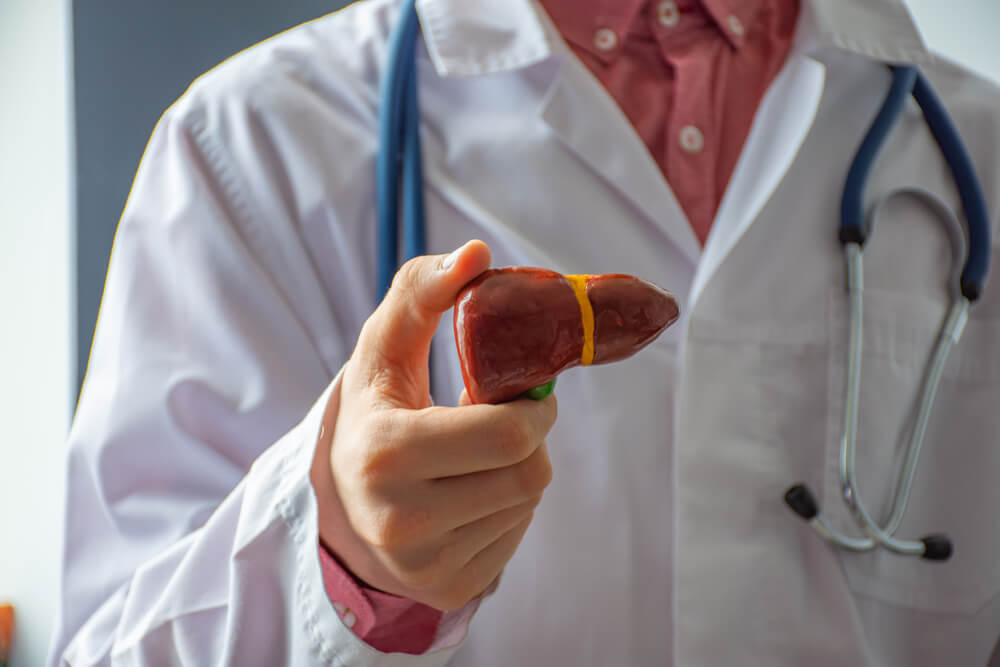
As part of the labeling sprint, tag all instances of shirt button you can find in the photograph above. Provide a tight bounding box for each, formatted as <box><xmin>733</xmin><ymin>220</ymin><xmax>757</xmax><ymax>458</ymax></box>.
<box><xmin>593</xmin><ymin>27</ymin><xmax>618</xmax><ymax>51</ymax></box>
<box><xmin>332</xmin><ymin>602</ymin><xmax>357</xmax><ymax>629</ymax></box>
<box><xmin>657</xmin><ymin>1</ymin><xmax>680</xmax><ymax>27</ymax></box>
<box><xmin>679</xmin><ymin>125</ymin><xmax>705</xmax><ymax>154</ymax></box>
<box><xmin>726</xmin><ymin>14</ymin><xmax>744</xmax><ymax>36</ymax></box>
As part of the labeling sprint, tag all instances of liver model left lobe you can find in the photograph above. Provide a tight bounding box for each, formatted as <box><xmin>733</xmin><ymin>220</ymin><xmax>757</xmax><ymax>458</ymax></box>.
<box><xmin>453</xmin><ymin>267</ymin><xmax>679</xmax><ymax>404</ymax></box>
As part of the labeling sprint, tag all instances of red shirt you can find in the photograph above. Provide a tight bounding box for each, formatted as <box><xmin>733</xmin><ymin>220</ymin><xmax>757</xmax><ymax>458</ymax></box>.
<box><xmin>319</xmin><ymin>0</ymin><xmax>800</xmax><ymax>653</ymax></box>
<box><xmin>546</xmin><ymin>0</ymin><xmax>800</xmax><ymax>243</ymax></box>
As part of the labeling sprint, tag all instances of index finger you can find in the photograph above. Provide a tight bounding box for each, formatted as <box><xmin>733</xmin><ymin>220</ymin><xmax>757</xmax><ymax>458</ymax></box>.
<box><xmin>396</xmin><ymin>393</ymin><xmax>558</xmax><ymax>479</ymax></box>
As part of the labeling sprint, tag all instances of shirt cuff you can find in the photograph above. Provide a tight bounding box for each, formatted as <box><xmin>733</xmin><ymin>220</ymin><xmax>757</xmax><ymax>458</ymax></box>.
<box><xmin>318</xmin><ymin>544</ymin><xmax>442</xmax><ymax>654</ymax></box>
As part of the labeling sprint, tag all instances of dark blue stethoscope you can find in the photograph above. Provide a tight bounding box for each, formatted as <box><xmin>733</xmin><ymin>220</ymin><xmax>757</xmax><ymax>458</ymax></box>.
<box><xmin>376</xmin><ymin>0</ymin><xmax>992</xmax><ymax>561</ymax></box>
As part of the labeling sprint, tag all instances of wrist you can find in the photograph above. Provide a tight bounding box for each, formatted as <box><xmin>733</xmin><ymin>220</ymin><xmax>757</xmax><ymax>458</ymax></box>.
<box><xmin>308</xmin><ymin>371</ymin><xmax>393</xmax><ymax>594</ymax></box>
<box><xmin>309</xmin><ymin>371</ymin><xmax>369</xmax><ymax>579</ymax></box>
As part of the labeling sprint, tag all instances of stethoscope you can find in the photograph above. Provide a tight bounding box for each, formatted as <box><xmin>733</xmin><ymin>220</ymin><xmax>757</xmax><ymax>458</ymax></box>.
<box><xmin>376</xmin><ymin>0</ymin><xmax>993</xmax><ymax>562</ymax></box>
<box><xmin>784</xmin><ymin>65</ymin><xmax>992</xmax><ymax>561</ymax></box>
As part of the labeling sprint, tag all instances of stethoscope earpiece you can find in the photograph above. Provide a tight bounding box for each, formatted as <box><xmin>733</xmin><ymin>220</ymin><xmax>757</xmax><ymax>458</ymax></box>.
<box><xmin>919</xmin><ymin>535</ymin><xmax>953</xmax><ymax>561</ymax></box>
<box><xmin>784</xmin><ymin>484</ymin><xmax>953</xmax><ymax>562</ymax></box>
<box><xmin>784</xmin><ymin>484</ymin><xmax>819</xmax><ymax>521</ymax></box>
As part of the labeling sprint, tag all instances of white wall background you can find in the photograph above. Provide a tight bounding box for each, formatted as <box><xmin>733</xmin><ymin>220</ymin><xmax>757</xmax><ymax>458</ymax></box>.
<box><xmin>909</xmin><ymin>0</ymin><xmax>1000</xmax><ymax>84</ymax></box>
<box><xmin>0</xmin><ymin>0</ymin><xmax>72</xmax><ymax>665</ymax></box>
<box><xmin>0</xmin><ymin>1</ymin><xmax>996</xmax><ymax>666</ymax></box>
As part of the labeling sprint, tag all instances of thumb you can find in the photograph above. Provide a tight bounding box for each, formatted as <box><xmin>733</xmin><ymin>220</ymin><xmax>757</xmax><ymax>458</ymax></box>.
<box><xmin>352</xmin><ymin>240</ymin><xmax>491</xmax><ymax>406</ymax></box>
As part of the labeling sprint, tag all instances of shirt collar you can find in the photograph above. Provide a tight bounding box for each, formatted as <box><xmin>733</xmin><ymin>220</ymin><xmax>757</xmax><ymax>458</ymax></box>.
<box><xmin>535</xmin><ymin>0</ymin><xmax>764</xmax><ymax>63</ymax></box>
<box><xmin>700</xmin><ymin>0</ymin><xmax>761</xmax><ymax>51</ymax></box>
<box><xmin>414</xmin><ymin>0</ymin><xmax>931</xmax><ymax>77</ymax></box>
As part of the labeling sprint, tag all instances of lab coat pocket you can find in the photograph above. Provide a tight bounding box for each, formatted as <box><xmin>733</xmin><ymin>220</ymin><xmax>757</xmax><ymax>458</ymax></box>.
<box><xmin>822</xmin><ymin>287</ymin><xmax>1000</xmax><ymax>615</ymax></box>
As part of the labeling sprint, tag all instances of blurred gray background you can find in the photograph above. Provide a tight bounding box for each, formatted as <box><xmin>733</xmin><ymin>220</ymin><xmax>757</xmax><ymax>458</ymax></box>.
<box><xmin>1</xmin><ymin>1</ymin><xmax>998</xmax><ymax>665</ymax></box>
<box><xmin>75</xmin><ymin>0</ymin><xmax>351</xmax><ymax>390</ymax></box>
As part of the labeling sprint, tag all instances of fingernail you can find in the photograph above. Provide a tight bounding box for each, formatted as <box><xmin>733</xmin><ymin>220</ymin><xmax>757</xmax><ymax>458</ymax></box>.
<box><xmin>441</xmin><ymin>243</ymin><xmax>466</xmax><ymax>271</ymax></box>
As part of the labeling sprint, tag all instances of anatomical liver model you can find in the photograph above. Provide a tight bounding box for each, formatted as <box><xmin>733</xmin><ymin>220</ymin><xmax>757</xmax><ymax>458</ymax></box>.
<box><xmin>453</xmin><ymin>267</ymin><xmax>680</xmax><ymax>404</ymax></box>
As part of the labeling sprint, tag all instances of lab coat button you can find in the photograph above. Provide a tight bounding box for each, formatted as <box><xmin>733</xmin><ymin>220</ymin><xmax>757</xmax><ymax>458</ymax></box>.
<box><xmin>658</xmin><ymin>1</ymin><xmax>680</xmax><ymax>27</ymax></box>
<box><xmin>727</xmin><ymin>14</ymin><xmax>744</xmax><ymax>36</ymax></box>
<box><xmin>594</xmin><ymin>28</ymin><xmax>618</xmax><ymax>51</ymax></box>
<box><xmin>679</xmin><ymin>125</ymin><xmax>705</xmax><ymax>153</ymax></box>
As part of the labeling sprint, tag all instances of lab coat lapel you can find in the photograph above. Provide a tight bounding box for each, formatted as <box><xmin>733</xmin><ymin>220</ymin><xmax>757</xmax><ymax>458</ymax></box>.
<box><xmin>536</xmin><ymin>48</ymin><xmax>825</xmax><ymax>311</ymax></box>
<box><xmin>417</xmin><ymin>0</ymin><xmax>931</xmax><ymax>281</ymax></box>
<box><xmin>539</xmin><ymin>58</ymin><xmax>703</xmax><ymax>267</ymax></box>
<box><xmin>688</xmin><ymin>52</ymin><xmax>827</xmax><ymax>309</ymax></box>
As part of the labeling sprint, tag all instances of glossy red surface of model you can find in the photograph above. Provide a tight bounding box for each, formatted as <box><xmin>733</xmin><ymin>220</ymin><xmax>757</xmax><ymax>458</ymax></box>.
<box><xmin>453</xmin><ymin>268</ymin><xmax>679</xmax><ymax>404</ymax></box>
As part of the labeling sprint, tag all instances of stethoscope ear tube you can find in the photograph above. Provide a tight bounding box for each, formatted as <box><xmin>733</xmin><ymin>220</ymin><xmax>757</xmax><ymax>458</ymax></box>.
<box><xmin>839</xmin><ymin>66</ymin><xmax>918</xmax><ymax>247</ymax></box>
<box><xmin>911</xmin><ymin>70</ymin><xmax>992</xmax><ymax>301</ymax></box>
<box><xmin>840</xmin><ymin>66</ymin><xmax>992</xmax><ymax>300</ymax></box>
<box><xmin>376</xmin><ymin>0</ymin><xmax>422</xmax><ymax>303</ymax></box>
<box><xmin>401</xmin><ymin>41</ymin><xmax>426</xmax><ymax>264</ymax></box>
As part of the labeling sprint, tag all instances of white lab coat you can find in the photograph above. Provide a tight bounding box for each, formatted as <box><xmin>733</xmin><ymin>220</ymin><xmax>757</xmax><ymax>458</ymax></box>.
<box><xmin>50</xmin><ymin>0</ymin><xmax>1000</xmax><ymax>664</ymax></box>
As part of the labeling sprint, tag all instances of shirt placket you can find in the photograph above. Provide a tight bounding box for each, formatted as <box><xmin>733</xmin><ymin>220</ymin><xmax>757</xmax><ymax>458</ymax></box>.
<box><xmin>655</xmin><ymin>5</ymin><xmax>720</xmax><ymax>240</ymax></box>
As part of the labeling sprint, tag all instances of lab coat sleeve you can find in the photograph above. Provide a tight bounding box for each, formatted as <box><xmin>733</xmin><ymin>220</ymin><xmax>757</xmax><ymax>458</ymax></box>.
<box><xmin>49</xmin><ymin>93</ymin><xmax>467</xmax><ymax>666</ymax></box>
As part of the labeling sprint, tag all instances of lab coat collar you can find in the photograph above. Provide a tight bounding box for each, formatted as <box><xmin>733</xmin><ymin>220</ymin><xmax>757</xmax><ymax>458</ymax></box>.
<box><xmin>415</xmin><ymin>0</ymin><xmax>932</xmax><ymax>78</ymax></box>
<box><xmin>414</xmin><ymin>0</ymin><xmax>558</xmax><ymax>77</ymax></box>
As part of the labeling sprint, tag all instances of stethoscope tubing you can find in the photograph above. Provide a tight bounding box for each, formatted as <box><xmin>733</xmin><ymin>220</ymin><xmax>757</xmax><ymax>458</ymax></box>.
<box><xmin>377</xmin><ymin>3</ymin><xmax>991</xmax><ymax>562</ymax></box>
<box><xmin>840</xmin><ymin>66</ymin><xmax>991</xmax><ymax>301</ymax></box>
<box><xmin>839</xmin><ymin>243</ymin><xmax>965</xmax><ymax>559</ymax></box>
<box><xmin>376</xmin><ymin>0</ymin><xmax>423</xmax><ymax>302</ymax></box>
<box><xmin>788</xmin><ymin>65</ymin><xmax>992</xmax><ymax>562</ymax></box>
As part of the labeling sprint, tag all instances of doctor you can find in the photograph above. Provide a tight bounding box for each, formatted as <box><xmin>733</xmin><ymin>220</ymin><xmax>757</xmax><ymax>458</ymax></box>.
<box><xmin>51</xmin><ymin>0</ymin><xmax>1000</xmax><ymax>665</ymax></box>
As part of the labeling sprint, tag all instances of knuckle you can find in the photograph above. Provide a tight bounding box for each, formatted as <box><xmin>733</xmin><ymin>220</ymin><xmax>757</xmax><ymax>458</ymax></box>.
<box><xmin>495</xmin><ymin>412</ymin><xmax>534</xmax><ymax>461</ymax></box>
<box><xmin>397</xmin><ymin>255</ymin><xmax>425</xmax><ymax>282</ymax></box>
<box><xmin>360</xmin><ymin>506</ymin><xmax>406</xmax><ymax>549</ymax></box>
<box><xmin>361</xmin><ymin>364</ymin><xmax>396</xmax><ymax>399</ymax></box>
<box><xmin>364</xmin><ymin>504</ymin><xmax>433</xmax><ymax>550</ymax></box>
<box><xmin>357</xmin><ymin>314</ymin><xmax>381</xmax><ymax>348</ymax></box>
<box><xmin>394</xmin><ymin>562</ymin><xmax>439</xmax><ymax>592</ymax></box>
<box><xmin>355</xmin><ymin>507</ymin><xmax>392</xmax><ymax>547</ymax></box>
<box><xmin>352</xmin><ymin>415</ymin><xmax>408</xmax><ymax>489</ymax></box>
<box><xmin>517</xmin><ymin>448</ymin><xmax>553</xmax><ymax>496</ymax></box>
<box><xmin>543</xmin><ymin>394</ymin><xmax>558</xmax><ymax>429</ymax></box>
<box><xmin>498</xmin><ymin>437</ymin><xmax>533</xmax><ymax>467</ymax></box>
<box><xmin>432</xmin><ymin>587</ymin><xmax>475</xmax><ymax>612</ymax></box>
<box><xmin>432</xmin><ymin>539</ymin><xmax>462</xmax><ymax>573</ymax></box>
<box><xmin>391</xmin><ymin>257</ymin><xmax>426</xmax><ymax>300</ymax></box>
<box><xmin>450</xmin><ymin>568</ymin><xmax>501</xmax><ymax>610</ymax></box>
<box><xmin>392</xmin><ymin>544</ymin><xmax>452</xmax><ymax>592</ymax></box>
<box><xmin>364</xmin><ymin>511</ymin><xmax>403</xmax><ymax>549</ymax></box>
<box><xmin>528</xmin><ymin>395</ymin><xmax>558</xmax><ymax>436</ymax></box>
<box><xmin>536</xmin><ymin>452</ymin><xmax>554</xmax><ymax>490</ymax></box>
<box><xmin>355</xmin><ymin>446</ymin><xmax>397</xmax><ymax>492</ymax></box>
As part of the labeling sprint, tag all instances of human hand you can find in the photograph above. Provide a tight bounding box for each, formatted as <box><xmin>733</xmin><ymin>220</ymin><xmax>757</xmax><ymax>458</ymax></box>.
<box><xmin>311</xmin><ymin>241</ymin><xmax>558</xmax><ymax>610</ymax></box>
